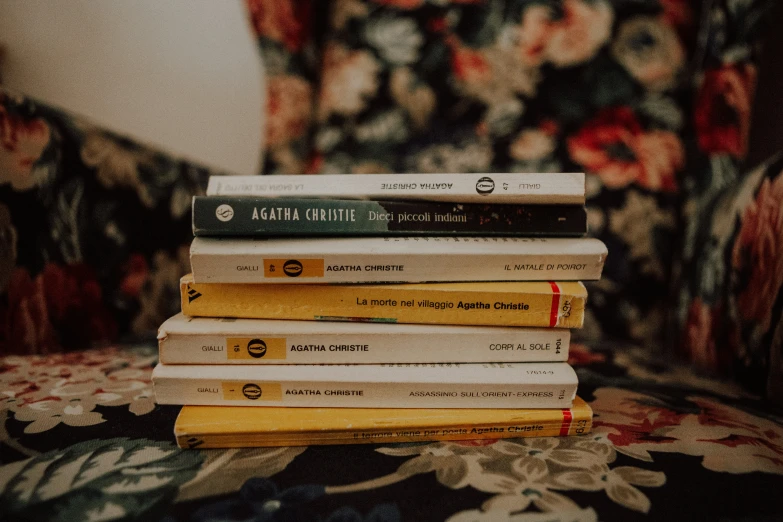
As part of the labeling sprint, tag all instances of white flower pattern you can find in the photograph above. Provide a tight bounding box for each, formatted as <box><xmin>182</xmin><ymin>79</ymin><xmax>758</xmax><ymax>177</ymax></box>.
<box><xmin>365</xmin><ymin>17</ymin><xmax>423</xmax><ymax>65</ymax></box>
<box><xmin>2</xmin><ymin>345</ymin><xmax>783</xmax><ymax>520</ymax></box>
<box><xmin>609</xmin><ymin>190</ymin><xmax>676</xmax><ymax>280</ymax></box>
<box><xmin>1</xmin><ymin>347</ymin><xmax>156</xmax><ymax>436</ymax></box>
<box><xmin>376</xmin><ymin>436</ymin><xmax>664</xmax><ymax>516</ymax></box>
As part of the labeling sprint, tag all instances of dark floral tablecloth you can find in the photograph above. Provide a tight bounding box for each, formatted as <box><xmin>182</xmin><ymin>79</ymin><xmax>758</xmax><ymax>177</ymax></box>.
<box><xmin>1</xmin><ymin>343</ymin><xmax>782</xmax><ymax>522</ymax></box>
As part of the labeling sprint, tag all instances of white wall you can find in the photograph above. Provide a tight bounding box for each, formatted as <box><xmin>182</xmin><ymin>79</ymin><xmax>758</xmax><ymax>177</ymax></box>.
<box><xmin>0</xmin><ymin>0</ymin><xmax>264</xmax><ymax>175</ymax></box>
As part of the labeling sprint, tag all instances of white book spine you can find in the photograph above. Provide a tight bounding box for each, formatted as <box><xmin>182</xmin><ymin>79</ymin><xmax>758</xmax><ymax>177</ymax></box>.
<box><xmin>190</xmin><ymin>237</ymin><xmax>607</xmax><ymax>283</ymax></box>
<box><xmin>158</xmin><ymin>324</ymin><xmax>569</xmax><ymax>365</ymax></box>
<box><xmin>152</xmin><ymin>363</ymin><xmax>577</xmax><ymax>409</ymax></box>
<box><xmin>206</xmin><ymin>173</ymin><xmax>585</xmax><ymax>204</ymax></box>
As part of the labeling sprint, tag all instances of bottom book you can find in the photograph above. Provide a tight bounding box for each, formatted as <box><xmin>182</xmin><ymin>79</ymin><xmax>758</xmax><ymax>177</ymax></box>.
<box><xmin>175</xmin><ymin>396</ymin><xmax>593</xmax><ymax>448</ymax></box>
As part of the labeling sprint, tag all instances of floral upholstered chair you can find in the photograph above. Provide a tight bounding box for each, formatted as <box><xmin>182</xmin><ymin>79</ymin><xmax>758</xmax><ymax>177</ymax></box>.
<box><xmin>1</xmin><ymin>1</ymin><xmax>783</xmax><ymax>520</ymax></box>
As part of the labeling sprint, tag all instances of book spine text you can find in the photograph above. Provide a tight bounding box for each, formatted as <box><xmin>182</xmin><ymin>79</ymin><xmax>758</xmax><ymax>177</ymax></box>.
<box><xmin>159</xmin><ymin>329</ymin><xmax>570</xmax><ymax>364</ymax></box>
<box><xmin>155</xmin><ymin>377</ymin><xmax>577</xmax><ymax>409</ymax></box>
<box><xmin>206</xmin><ymin>173</ymin><xmax>586</xmax><ymax>204</ymax></box>
<box><xmin>192</xmin><ymin>197</ymin><xmax>586</xmax><ymax>237</ymax></box>
<box><xmin>180</xmin><ymin>279</ymin><xmax>586</xmax><ymax>328</ymax></box>
<box><xmin>191</xmin><ymin>250</ymin><xmax>604</xmax><ymax>283</ymax></box>
<box><xmin>176</xmin><ymin>413</ymin><xmax>592</xmax><ymax>448</ymax></box>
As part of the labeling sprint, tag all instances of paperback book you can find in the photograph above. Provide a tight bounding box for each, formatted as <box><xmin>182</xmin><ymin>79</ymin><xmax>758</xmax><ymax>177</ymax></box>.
<box><xmin>158</xmin><ymin>313</ymin><xmax>570</xmax><ymax>364</ymax></box>
<box><xmin>189</xmin><ymin>236</ymin><xmax>607</xmax><ymax>283</ymax></box>
<box><xmin>152</xmin><ymin>362</ymin><xmax>578</xmax><ymax>409</ymax></box>
<box><xmin>206</xmin><ymin>173</ymin><xmax>586</xmax><ymax>204</ymax></box>
<box><xmin>192</xmin><ymin>197</ymin><xmax>587</xmax><ymax>237</ymax></box>
<box><xmin>180</xmin><ymin>274</ymin><xmax>587</xmax><ymax>328</ymax></box>
<box><xmin>174</xmin><ymin>397</ymin><xmax>593</xmax><ymax>448</ymax></box>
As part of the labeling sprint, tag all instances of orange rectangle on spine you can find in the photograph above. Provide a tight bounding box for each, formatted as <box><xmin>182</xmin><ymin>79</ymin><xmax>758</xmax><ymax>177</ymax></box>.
<box><xmin>264</xmin><ymin>259</ymin><xmax>324</xmax><ymax>278</ymax></box>
<box><xmin>221</xmin><ymin>381</ymin><xmax>283</xmax><ymax>401</ymax></box>
<box><xmin>226</xmin><ymin>338</ymin><xmax>287</xmax><ymax>360</ymax></box>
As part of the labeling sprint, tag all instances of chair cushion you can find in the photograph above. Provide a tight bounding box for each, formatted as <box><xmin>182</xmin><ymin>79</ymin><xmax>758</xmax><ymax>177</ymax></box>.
<box><xmin>2</xmin><ymin>342</ymin><xmax>782</xmax><ymax>520</ymax></box>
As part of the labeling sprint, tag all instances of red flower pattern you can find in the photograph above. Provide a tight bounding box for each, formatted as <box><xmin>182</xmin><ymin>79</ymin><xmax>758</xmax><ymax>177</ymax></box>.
<box><xmin>694</xmin><ymin>63</ymin><xmax>756</xmax><ymax>159</ymax></box>
<box><xmin>449</xmin><ymin>43</ymin><xmax>491</xmax><ymax>87</ymax></box>
<box><xmin>568</xmin><ymin>107</ymin><xmax>683</xmax><ymax>192</ymax></box>
<box><xmin>591</xmin><ymin>387</ymin><xmax>783</xmax><ymax>474</ymax></box>
<box><xmin>120</xmin><ymin>254</ymin><xmax>149</xmax><ymax>298</ymax></box>
<box><xmin>266</xmin><ymin>75</ymin><xmax>313</xmax><ymax>148</ymax></box>
<box><xmin>516</xmin><ymin>0</ymin><xmax>613</xmax><ymax>68</ymax></box>
<box><xmin>731</xmin><ymin>174</ymin><xmax>783</xmax><ymax>331</ymax></box>
<box><xmin>373</xmin><ymin>0</ymin><xmax>483</xmax><ymax>7</ymax></box>
<box><xmin>373</xmin><ymin>0</ymin><xmax>423</xmax><ymax>8</ymax></box>
<box><xmin>245</xmin><ymin>0</ymin><xmax>310</xmax><ymax>52</ymax></box>
<box><xmin>593</xmin><ymin>388</ymin><xmax>685</xmax><ymax>454</ymax></box>
<box><xmin>681</xmin><ymin>298</ymin><xmax>720</xmax><ymax>370</ymax></box>
<box><xmin>2</xmin><ymin>263</ymin><xmax>117</xmax><ymax>354</ymax></box>
<box><xmin>3</xmin><ymin>268</ymin><xmax>56</xmax><ymax>355</ymax></box>
<box><xmin>660</xmin><ymin>0</ymin><xmax>693</xmax><ymax>29</ymax></box>
<box><xmin>0</xmin><ymin>102</ymin><xmax>51</xmax><ymax>190</ymax></box>
<box><xmin>568</xmin><ymin>343</ymin><xmax>607</xmax><ymax>366</ymax></box>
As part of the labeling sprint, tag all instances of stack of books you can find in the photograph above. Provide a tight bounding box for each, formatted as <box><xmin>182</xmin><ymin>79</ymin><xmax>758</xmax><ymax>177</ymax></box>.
<box><xmin>152</xmin><ymin>173</ymin><xmax>607</xmax><ymax>448</ymax></box>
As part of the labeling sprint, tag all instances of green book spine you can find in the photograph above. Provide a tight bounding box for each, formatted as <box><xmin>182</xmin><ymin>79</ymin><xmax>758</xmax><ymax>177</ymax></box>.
<box><xmin>192</xmin><ymin>197</ymin><xmax>587</xmax><ymax>237</ymax></box>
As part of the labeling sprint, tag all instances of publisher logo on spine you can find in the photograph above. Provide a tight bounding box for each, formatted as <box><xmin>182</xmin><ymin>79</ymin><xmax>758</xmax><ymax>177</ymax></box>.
<box><xmin>475</xmin><ymin>177</ymin><xmax>495</xmax><ymax>195</ymax></box>
<box><xmin>223</xmin><ymin>381</ymin><xmax>282</xmax><ymax>400</ymax></box>
<box><xmin>283</xmin><ymin>260</ymin><xmax>304</xmax><ymax>277</ymax></box>
<box><xmin>242</xmin><ymin>383</ymin><xmax>263</xmax><ymax>400</ymax></box>
<box><xmin>264</xmin><ymin>259</ymin><xmax>324</xmax><ymax>278</ymax></box>
<box><xmin>215</xmin><ymin>204</ymin><xmax>234</xmax><ymax>222</ymax></box>
<box><xmin>247</xmin><ymin>339</ymin><xmax>267</xmax><ymax>358</ymax></box>
<box><xmin>227</xmin><ymin>338</ymin><xmax>287</xmax><ymax>360</ymax></box>
<box><xmin>186</xmin><ymin>285</ymin><xmax>202</xmax><ymax>303</ymax></box>
<box><xmin>185</xmin><ymin>437</ymin><xmax>204</xmax><ymax>449</ymax></box>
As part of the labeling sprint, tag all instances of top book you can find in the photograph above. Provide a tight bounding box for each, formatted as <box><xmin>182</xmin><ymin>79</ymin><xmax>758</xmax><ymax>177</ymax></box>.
<box><xmin>206</xmin><ymin>173</ymin><xmax>585</xmax><ymax>205</ymax></box>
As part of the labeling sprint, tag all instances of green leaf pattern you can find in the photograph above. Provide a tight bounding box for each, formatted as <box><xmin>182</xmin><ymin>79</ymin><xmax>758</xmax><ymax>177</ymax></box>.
<box><xmin>0</xmin><ymin>438</ymin><xmax>203</xmax><ymax>521</ymax></box>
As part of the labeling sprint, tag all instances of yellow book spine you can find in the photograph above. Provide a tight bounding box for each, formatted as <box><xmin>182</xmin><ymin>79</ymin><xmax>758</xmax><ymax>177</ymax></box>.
<box><xmin>180</xmin><ymin>276</ymin><xmax>586</xmax><ymax>328</ymax></box>
<box><xmin>176</xmin><ymin>410</ymin><xmax>593</xmax><ymax>449</ymax></box>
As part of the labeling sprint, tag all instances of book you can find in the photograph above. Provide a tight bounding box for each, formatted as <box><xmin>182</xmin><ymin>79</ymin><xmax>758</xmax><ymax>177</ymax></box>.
<box><xmin>189</xmin><ymin>236</ymin><xmax>607</xmax><ymax>283</ymax></box>
<box><xmin>192</xmin><ymin>196</ymin><xmax>587</xmax><ymax>237</ymax></box>
<box><xmin>158</xmin><ymin>313</ymin><xmax>570</xmax><ymax>364</ymax></box>
<box><xmin>174</xmin><ymin>396</ymin><xmax>593</xmax><ymax>448</ymax></box>
<box><xmin>206</xmin><ymin>173</ymin><xmax>585</xmax><ymax>204</ymax></box>
<box><xmin>152</xmin><ymin>362</ymin><xmax>578</xmax><ymax>409</ymax></box>
<box><xmin>180</xmin><ymin>274</ymin><xmax>587</xmax><ymax>328</ymax></box>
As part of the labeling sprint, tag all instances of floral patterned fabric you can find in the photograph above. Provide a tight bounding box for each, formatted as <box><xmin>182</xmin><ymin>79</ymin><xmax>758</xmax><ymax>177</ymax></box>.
<box><xmin>678</xmin><ymin>154</ymin><xmax>783</xmax><ymax>400</ymax></box>
<box><xmin>250</xmin><ymin>0</ymin><xmax>781</xmax><ymax>399</ymax></box>
<box><xmin>0</xmin><ymin>91</ymin><xmax>218</xmax><ymax>354</ymax></box>
<box><xmin>0</xmin><ymin>0</ymin><xmax>780</xmax><ymax>398</ymax></box>
<box><xmin>254</xmin><ymin>0</ymin><xmax>767</xmax><ymax>349</ymax></box>
<box><xmin>3</xmin><ymin>3</ymin><xmax>783</xmax><ymax>518</ymax></box>
<box><xmin>2</xmin><ymin>343</ymin><xmax>782</xmax><ymax>521</ymax></box>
